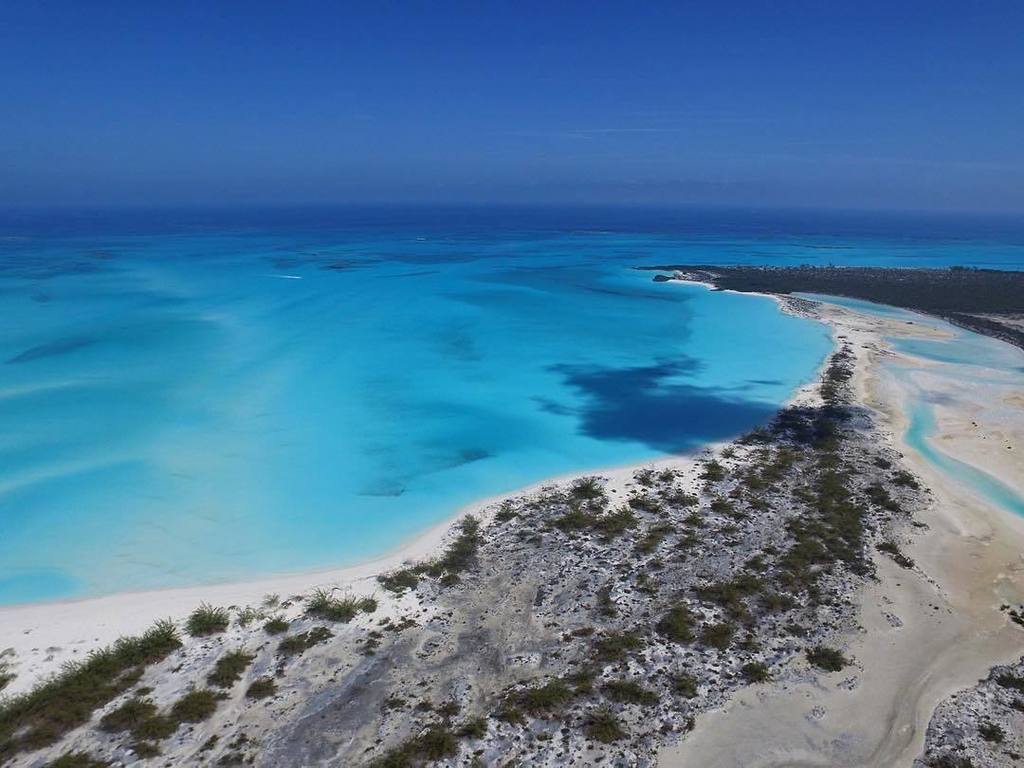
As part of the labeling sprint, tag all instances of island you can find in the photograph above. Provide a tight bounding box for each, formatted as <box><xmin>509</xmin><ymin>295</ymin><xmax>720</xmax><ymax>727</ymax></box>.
<box><xmin>1</xmin><ymin>268</ymin><xmax>1022</xmax><ymax>768</ymax></box>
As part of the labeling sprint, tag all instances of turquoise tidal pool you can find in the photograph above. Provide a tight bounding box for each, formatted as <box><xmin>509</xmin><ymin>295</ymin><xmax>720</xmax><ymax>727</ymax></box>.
<box><xmin>806</xmin><ymin>294</ymin><xmax>1024</xmax><ymax>519</ymax></box>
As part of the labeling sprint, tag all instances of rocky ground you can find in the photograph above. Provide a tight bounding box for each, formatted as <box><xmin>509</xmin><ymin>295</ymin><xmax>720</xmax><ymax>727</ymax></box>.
<box><xmin>914</xmin><ymin>657</ymin><xmax>1024</xmax><ymax>768</ymax></box>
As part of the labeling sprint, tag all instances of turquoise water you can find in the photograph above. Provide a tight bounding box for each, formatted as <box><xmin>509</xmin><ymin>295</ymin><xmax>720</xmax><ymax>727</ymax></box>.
<box><xmin>807</xmin><ymin>294</ymin><xmax>1024</xmax><ymax>517</ymax></box>
<box><xmin>2</xmin><ymin>207</ymin><xmax>1023</xmax><ymax>604</ymax></box>
<box><xmin>801</xmin><ymin>294</ymin><xmax>1024</xmax><ymax>371</ymax></box>
<box><xmin>906</xmin><ymin>403</ymin><xmax>1024</xmax><ymax>517</ymax></box>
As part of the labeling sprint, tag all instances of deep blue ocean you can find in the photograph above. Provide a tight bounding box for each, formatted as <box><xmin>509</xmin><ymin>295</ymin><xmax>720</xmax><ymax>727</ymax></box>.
<box><xmin>2</xmin><ymin>206</ymin><xmax>1023</xmax><ymax>604</ymax></box>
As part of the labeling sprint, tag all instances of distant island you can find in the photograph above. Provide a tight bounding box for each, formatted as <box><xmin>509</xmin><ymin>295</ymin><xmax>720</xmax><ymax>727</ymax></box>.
<box><xmin>640</xmin><ymin>265</ymin><xmax>1024</xmax><ymax>350</ymax></box>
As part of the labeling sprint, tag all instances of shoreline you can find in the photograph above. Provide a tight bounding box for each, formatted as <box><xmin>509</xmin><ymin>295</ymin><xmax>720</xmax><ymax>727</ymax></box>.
<box><xmin>3</xmin><ymin>281</ymin><xmax>1021</xmax><ymax>767</ymax></box>
<box><xmin>658</xmin><ymin>287</ymin><xmax>1024</xmax><ymax>767</ymax></box>
<box><xmin>0</xmin><ymin>281</ymin><xmax>835</xmax><ymax>698</ymax></box>
<box><xmin>1</xmin><ymin>440</ymin><xmax>750</xmax><ymax>698</ymax></box>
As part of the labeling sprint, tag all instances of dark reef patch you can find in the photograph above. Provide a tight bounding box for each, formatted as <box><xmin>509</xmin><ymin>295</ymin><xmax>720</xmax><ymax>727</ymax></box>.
<box><xmin>7</xmin><ymin>336</ymin><xmax>95</xmax><ymax>364</ymax></box>
<box><xmin>547</xmin><ymin>358</ymin><xmax>779</xmax><ymax>452</ymax></box>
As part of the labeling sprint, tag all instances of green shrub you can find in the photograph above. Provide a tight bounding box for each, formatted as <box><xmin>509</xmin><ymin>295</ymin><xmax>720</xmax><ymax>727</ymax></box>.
<box><xmin>169</xmin><ymin>689</ymin><xmax>219</xmax><ymax>724</ymax></box>
<box><xmin>996</xmin><ymin>673</ymin><xmax>1024</xmax><ymax>693</ymax></box>
<box><xmin>627</xmin><ymin>493</ymin><xmax>661</xmax><ymax>513</ymax></box>
<box><xmin>806</xmin><ymin>646</ymin><xmax>847</xmax><ymax>672</ymax></box>
<box><xmin>207</xmin><ymin>650</ymin><xmax>255</xmax><ymax>688</ymax></box>
<box><xmin>435</xmin><ymin>700</ymin><xmax>460</xmax><ymax>718</ymax></box>
<box><xmin>307</xmin><ymin>589</ymin><xmax>361</xmax><ymax>622</ymax></box>
<box><xmin>131</xmin><ymin>741</ymin><xmax>161</xmax><ymax>758</ymax></box>
<box><xmin>278</xmin><ymin>627</ymin><xmax>334</xmax><ymax>656</ymax></box>
<box><xmin>519</xmin><ymin>679</ymin><xmax>574</xmax><ymax>714</ymax></box>
<box><xmin>370</xmin><ymin>724</ymin><xmax>458</xmax><ymax>767</ymax></box>
<box><xmin>46</xmin><ymin>753</ymin><xmax>111</xmax><ymax>768</ymax></box>
<box><xmin>634</xmin><ymin>468</ymin><xmax>656</xmax><ymax>487</ymax></box>
<box><xmin>978</xmin><ymin>721</ymin><xmax>1005</xmax><ymax>743</ymax></box>
<box><xmin>877</xmin><ymin>541</ymin><xmax>915</xmax><ymax>568</ymax></box>
<box><xmin>129</xmin><ymin>713</ymin><xmax>176</xmax><ymax>741</ymax></box>
<box><xmin>186</xmin><ymin>603</ymin><xmax>230</xmax><ymax>637</ymax></box>
<box><xmin>701</xmin><ymin>459</ymin><xmax>726</xmax><ymax>482</ymax></box>
<box><xmin>892</xmin><ymin>470</ymin><xmax>919</xmax><ymax>489</ymax></box>
<box><xmin>553</xmin><ymin>506</ymin><xmax>599</xmax><ymax>533</ymax></box>
<box><xmin>602</xmin><ymin>679</ymin><xmax>657</xmax><ymax>705</ymax></box>
<box><xmin>593</xmin><ymin>507</ymin><xmax>638</xmax><ymax>540</ymax></box>
<box><xmin>699</xmin><ymin>622</ymin><xmax>734</xmax><ymax>650</ymax></box>
<box><xmin>656</xmin><ymin>605</ymin><xmax>695</xmax><ymax>643</ymax></box>
<box><xmin>584</xmin><ymin>707</ymin><xmax>625</xmax><ymax>743</ymax></box>
<box><xmin>670</xmin><ymin>673</ymin><xmax>698</xmax><ymax>698</ymax></box>
<box><xmin>636</xmin><ymin>522</ymin><xmax>675</xmax><ymax>554</ymax></box>
<box><xmin>740</xmin><ymin>662</ymin><xmax>770</xmax><ymax>683</ymax></box>
<box><xmin>593</xmin><ymin>631</ymin><xmax>644</xmax><ymax>662</ymax></box>
<box><xmin>0</xmin><ymin>620</ymin><xmax>181</xmax><ymax>760</ymax></box>
<box><xmin>378</xmin><ymin>569</ymin><xmax>419</xmax><ymax>593</ymax></box>
<box><xmin>665</xmin><ymin>489</ymin><xmax>699</xmax><ymax>507</ymax></box>
<box><xmin>246</xmin><ymin>678</ymin><xmax>277</xmax><ymax>700</ymax></box>
<box><xmin>457</xmin><ymin>716</ymin><xmax>487</xmax><ymax>739</ymax></box>
<box><xmin>0</xmin><ymin>665</ymin><xmax>13</xmax><ymax>693</ymax></box>
<box><xmin>98</xmin><ymin>697</ymin><xmax>157</xmax><ymax>733</ymax></box>
<box><xmin>595</xmin><ymin>584</ymin><xmax>617</xmax><ymax>618</ymax></box>
<box><xmin>572</xmin><ymin>476</ymin><xmax>605</xmax><ymax>500</ymax></box>
<box><xmin>234</xmin><ymin>606</ymin><xmax>263</xmax><ymax>627</ymax></box>
<box><xmin>263</xmin><ymin>616</ymin><xmax>289</xmax><ymax>634</ymax></box>
<box><xmin>494</xmin><ymin>499</ymin><xmax>518</xmax><ymax>522</ymax></box>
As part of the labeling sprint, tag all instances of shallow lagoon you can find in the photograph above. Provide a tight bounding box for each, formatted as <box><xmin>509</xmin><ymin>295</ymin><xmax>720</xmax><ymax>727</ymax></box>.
<box><xmin>806</xmin><ymin>294</ymin><xmax>1024</xmax><ymax>519</ymax></box>
<box><xmin>2</xmin><ymin>208</ymin><xmax>1022</xmax><ymax>603</ymax></box>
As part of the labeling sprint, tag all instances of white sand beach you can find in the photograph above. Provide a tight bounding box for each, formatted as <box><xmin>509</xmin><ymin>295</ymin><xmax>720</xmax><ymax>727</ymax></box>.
<box><xmin>659</xmin><ymin>299</ymin><xmax>1024</xmax><ymax>767</ymax></box>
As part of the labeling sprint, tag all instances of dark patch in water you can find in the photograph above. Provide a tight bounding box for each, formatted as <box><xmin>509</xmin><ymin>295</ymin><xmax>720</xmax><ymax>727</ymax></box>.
<box><xmin>0</xmin><ymin>256</ymin><xmax>109</xmax><ymax>280</ymax></box>
<box><xmin>437</xmin><ymin>328</ymin><xmax>481</xmax><ymax>363</ymax></box>
<box><xmin>390</xmin><ymin>270</ymin><xmax>440</xmax><ymax>279</ymax></box>
<box><xmin>321</xmin><ymin>259</ymin><xmax>376</xmax><ymax>271</ymax></box>
<box><xmin>548</xmin><ymin>358</ymin><xmax>778</xmax><ymax>452</ymax></box>
<box><xmin>359</xmin><ymin>448</ymin><xmax>491</xmax><ymax>496</ymax></box>
<box><xmin>580</xmin><ymin>284</ymin><xmax>681</xmax><ymax>303</ymax></box>
<box><xmin>7</xmin><ymin>336</ymin><xmax>95</xmax><ymax>364</ymax></box>
<box><xmin>359</xmin><ymin>481</ymin><xmax>406</xmax><ymax>498</ymax></box>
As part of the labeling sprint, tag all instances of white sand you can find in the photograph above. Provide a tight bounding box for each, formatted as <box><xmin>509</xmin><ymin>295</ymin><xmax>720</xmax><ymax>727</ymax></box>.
<box><xmin>659</xmin><ymin>299</ymin><xmax>1024</xmax><ymax>767</ymax></box>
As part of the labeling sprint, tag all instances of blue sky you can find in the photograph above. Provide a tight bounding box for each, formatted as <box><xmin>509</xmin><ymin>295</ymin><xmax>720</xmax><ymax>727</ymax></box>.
<box><xmin>2</xmin><ymin>1</ymin><xmax>1022</xmax><ymax>211</ymax></box>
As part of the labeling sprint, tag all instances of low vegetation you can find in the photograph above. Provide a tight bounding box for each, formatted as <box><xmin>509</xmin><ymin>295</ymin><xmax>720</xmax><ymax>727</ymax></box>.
<box><xmin>806</xmin><ymin>646</ymin><xmax>848</xmax><ymax>672</ymax></box>
<box><xmin>877</xmin><ymin>540</ymin><xmax>915</xmax><ymax>569</ymax></box>
<box><xmin>170</xmin><ymin>689</ymin><xmax>221</xmax><ymax>724</ymax></box>
<box><xmin>186</xmin><ymin>603</ymin><xmax>230</xmax><ymax>637</ymax></box>
<box><xmin>584</xmin><ymin>707</ymin><xmax>625</xmax><ymax>743</ymax></box>
<box><xmin>278</xmin><ymin>627</ymin><xmax>334</xmax><ymax>656</ymax></box>
<box><xmin>207</xmin><ymin>650</ymin><xmax>255</xmax><ymax>688</ymax></box>
<box><xmin>46</xmin><ymin>753</ymin><xmax>111</xmax><ymax>768</ymax></box>
<box><xmin>0</xmin><ymin>620</ymin><xmax>181</xmax><ymax>762</ymax></box>
<box><xmin>670</xmin><ymin>673</ymin><xmax>698</xmax><ymax>698</ymax></box>
<box><xmin>246</xmin><ymin>678</ymin><xmax>277</xmax><ymax>700</ymax></box>
<box><xmin>602</xmin><ymin>679</ymin><xmax>658</xmax><ymax>705</ymax></box>
<box><xmin>377</xmin><ymin>515</ymin><xmax>484</xmax><ymax>594</ymax></box>
<box><xmin>740</xmin><ymin>662</ymin><xmax>771</xmax><ymax>683</ymax></box>
<box><xmin>593</xmin><ymin>631</ymin><xmax>644</xmax><ymax>662</ymax></box>
<box><xmin>370</xmin><ymin>723</ymin><xmax>459</xmax><ymax>767</ymax></box>
<box><xmin>263</xmin><ymin>616</ymin><xmax>289</xmax><ymax>634</ymax></box>
<box><xmin>699</xmin><ymin>622</ymin><xmax>735</xmax><ymax>650</ymax></box>
<box><xmin>0</xmin><ymin>665</ymin><xmax>13</xmax><ymax>694</ymax></box>
<box><xmin>306</xmin><ymin>589</ymin><xmax>376</xmax><ymax>622</ymax></box>
<box><xmin>656</xmin><ymin>605</ymin><xmax>695</xmax><ymax>643</ymax></box>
